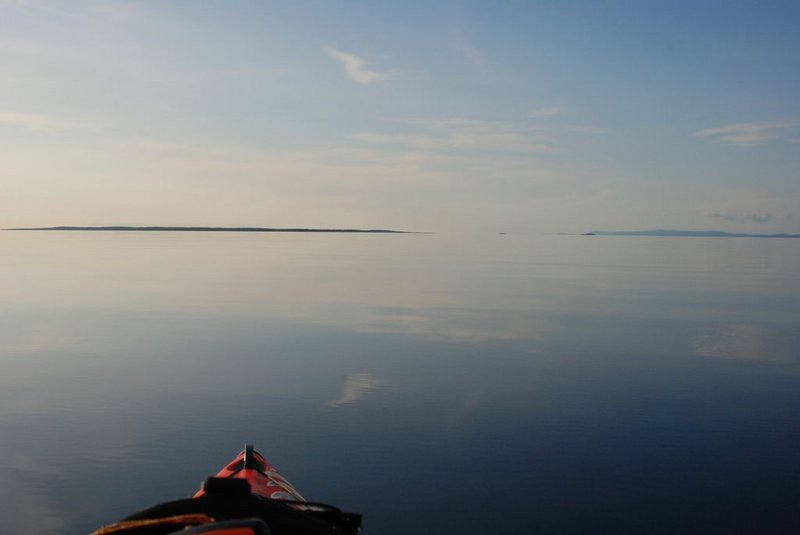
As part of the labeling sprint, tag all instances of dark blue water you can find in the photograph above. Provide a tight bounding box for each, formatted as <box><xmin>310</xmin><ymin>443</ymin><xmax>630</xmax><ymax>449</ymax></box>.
<box><xmin>1</xmin><ymin>232</ymin><xmax>798</xmax><ymax>533</ymax></box>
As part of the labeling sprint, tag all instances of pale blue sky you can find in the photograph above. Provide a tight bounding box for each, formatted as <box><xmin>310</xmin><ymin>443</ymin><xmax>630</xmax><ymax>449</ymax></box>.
<box><xmin>2</xmin><ymin>1</ymin><xmax>799</xmax><ymax>232</ymax></box>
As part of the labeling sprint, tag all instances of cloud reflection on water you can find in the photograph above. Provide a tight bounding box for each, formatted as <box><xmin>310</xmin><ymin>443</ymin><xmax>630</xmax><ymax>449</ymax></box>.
<box><xmin>691</xmin><ymin>323</ymin><xmax>775</xmax><ymax>361</ymax></box>
<box><xmin>326</xmin><ymin>373</ymin><xmax>381</xmax><ymax>408</ymax></box>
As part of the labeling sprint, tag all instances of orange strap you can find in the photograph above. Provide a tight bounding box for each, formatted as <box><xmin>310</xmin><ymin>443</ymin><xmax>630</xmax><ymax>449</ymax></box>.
<box><xmin>91</xmin><ymin>513</ymin><xmax>215</xmax><ymax>534</ymax></box>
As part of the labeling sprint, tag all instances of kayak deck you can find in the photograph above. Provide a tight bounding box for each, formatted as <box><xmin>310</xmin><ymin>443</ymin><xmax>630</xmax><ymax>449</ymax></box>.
<box><xmin>92</xmin><ymin>445</ymin><xmax>361</xmax><ymax>535</ymax></box>
<box><xmin>193</xmin><ymin>445</ymin><xmax>307</xmax><ymax>503</ymax></box>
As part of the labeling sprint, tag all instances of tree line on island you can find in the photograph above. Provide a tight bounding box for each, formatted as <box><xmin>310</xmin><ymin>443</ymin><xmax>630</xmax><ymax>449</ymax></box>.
<box><xmin>4</xmin><ymin>226</ymin><xmax>411</xmax><ymax>233</ymax></box>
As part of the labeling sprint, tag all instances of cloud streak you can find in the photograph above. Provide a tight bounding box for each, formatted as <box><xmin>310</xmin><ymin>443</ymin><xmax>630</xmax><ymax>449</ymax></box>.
<box><xmin>449</xmin><ymin>28</ymin><xmax>486</xmax><ymax>67</ymax></box>
<box><xmin>0</xmin><ymin>111</ymin><xmax>80</xmax><ymax>133</ymax></box>
<box><xmin>528</xmin><ymin>106</ymin><xmax>561</xmax><ymax>119</ymax></box>
<box><xmin>703</xmin><ymin>211</ymin><xmax>776</xmax><ymax>223</ymax></box>
<box><xmin>353</xmin><ymin>117</ymin><xmax>554</xmax><ymax>153</ymax></box>
<box><xmin>693</xmin><ymin>120</ymin><xmax>796</xmax><ymax>146</ymax></box>
<box><xmin>567</xmin><ymin>125</ymin><xmax>606</xmax><ymax>134</ymax></box>
<box><xmin>324</xmin><ymin>46</ymin><xmax>392</xmax><ymax>84</ymax></box>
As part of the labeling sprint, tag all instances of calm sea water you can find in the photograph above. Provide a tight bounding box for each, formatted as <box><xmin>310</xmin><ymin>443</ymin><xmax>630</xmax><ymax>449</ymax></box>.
<box><xmin>0</xmin><ymin>231</ymin><xmax>798</xmax><ymax>534</ymax></box>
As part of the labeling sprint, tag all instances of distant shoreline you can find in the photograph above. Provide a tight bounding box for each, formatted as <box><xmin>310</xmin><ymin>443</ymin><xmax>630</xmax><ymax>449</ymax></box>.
<box><xmin>4</xmin><ymin>226</ymin><xmax>412</xmax><ymax>233</ymax></box>
<box><xmin>586</xmin><ymin>230</ymin><xmax>800</xmax><ymax>238</ymax></box>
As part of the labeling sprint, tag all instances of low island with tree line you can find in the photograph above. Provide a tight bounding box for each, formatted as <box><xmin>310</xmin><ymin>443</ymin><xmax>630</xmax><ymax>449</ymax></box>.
<box><xmin>4</xmin><ymin>226</ymin><xmax>412</xmax><ymax>233</ymax></box>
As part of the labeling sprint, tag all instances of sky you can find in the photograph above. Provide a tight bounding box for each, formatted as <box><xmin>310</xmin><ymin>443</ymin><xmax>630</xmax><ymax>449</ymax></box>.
<box><xmin>1</xmin><ymin>0</ymin><xmax>799</xmax><ymax>234</ymax></box>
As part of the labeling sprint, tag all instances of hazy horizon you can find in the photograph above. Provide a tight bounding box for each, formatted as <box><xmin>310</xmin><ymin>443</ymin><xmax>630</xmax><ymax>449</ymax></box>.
<box><xmin>5</xmin><ymin>225</ymin><xmax>800</xmax><ymax>239</ymax></box>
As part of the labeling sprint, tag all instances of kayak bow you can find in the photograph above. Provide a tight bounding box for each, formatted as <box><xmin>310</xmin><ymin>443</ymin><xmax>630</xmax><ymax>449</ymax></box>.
<box><xmin>92</xmin><ymin>445</ymin><xmax>361</xmax><ymax>535</ymax></box>
<box><xmin>193</xmin><ymin>445</ymin><xmax>307</xmax><ymax>503</ymax></box>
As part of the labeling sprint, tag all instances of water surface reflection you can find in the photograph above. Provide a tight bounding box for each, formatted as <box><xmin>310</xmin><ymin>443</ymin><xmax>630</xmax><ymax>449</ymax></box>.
<box><xmin>0</xmin><ymin>232</ymin><xmax>798</xmax><ymax>533</ymax></box>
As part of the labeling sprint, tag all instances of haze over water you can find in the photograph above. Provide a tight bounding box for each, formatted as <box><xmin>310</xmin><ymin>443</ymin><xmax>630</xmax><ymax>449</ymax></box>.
<box><xmin>1</xmin><ymin>231</ymin><xmax>798</xmax><ymax>534</ymax></box>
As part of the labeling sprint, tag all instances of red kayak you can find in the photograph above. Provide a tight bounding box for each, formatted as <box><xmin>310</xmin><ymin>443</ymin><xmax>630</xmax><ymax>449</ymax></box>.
<box><xmin>92</xmin><ymin>445</ymin><xmax>361</xmax><ymax>535</ymax></box>
<box><xmin>193</xmin><ymin>445</ymin><xmax>308</xmax><ymax>503</ymax></box>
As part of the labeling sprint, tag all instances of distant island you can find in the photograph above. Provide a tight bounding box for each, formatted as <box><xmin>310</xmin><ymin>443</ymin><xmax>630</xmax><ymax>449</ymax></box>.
<box><xmin>5</xmin><ymin>226</ymin><xmax>409</xmax><ymax>233</ymax></box>
<box><xmin>586</xmin><ymin>230</ymin><xmax>800</xmax><ymax>238</ymax></box>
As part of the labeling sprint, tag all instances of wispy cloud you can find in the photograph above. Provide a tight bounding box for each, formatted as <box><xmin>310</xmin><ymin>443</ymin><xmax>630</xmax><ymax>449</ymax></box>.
<box><xmin>567</xmin><ymin>125</ymin><xmax>606</xmax><ymax>134</ymax></box>
<box><xmin>353</xmin><ymin>117</ymin><xmax>554</xmax><ymax>153</ymax></box>
<box><xmin>0</xmin><ymin>111</ymin><xmax>81</xmax><ymax>132</ymax></box>
<box><xmin>528</xmin><ymin>106</ymin><xmax>561</xmax><ymax>119</ymax></box>
<box><xmin>703</xmin><ymin>211</ymin><xmax>776</xmax><ymax>223</ymax></box>
<box><xmin>449</xmin><ymin>28</ymin><xmax>485</xmax><ymax>67</ymax></box>
<box><xmin>324</xmin><ymin>46</ymin><xmax>392</xmax><ymax>84</ymax></box>
<box><xmin>693</xmin><ymin>120</ymin><xmax>796</xmax><ymax>146</ymax></box>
